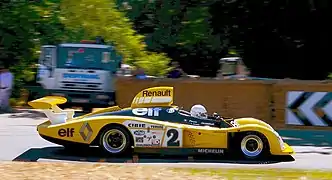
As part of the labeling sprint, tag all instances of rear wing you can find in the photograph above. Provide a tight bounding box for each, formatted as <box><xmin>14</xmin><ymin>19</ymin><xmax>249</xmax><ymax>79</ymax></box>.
<box><xmin>28</xmin><ymin>96</ymin><xmax>74</xmax><ymax>125</ymax></box>
<box><xmin>28</xmin><ymin>96</ymin><xmax>67</xmax><ymax>111</ymax></box>
<box><xmin>131</xmin><ymin>86</ymin><xmax>173</xmax><ymax>108</ymax></box>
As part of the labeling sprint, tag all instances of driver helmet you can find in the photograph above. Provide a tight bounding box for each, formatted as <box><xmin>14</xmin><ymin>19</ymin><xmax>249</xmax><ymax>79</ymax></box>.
<box><xmin>190</xmin><ymin>104</ymin><xmax>208</xmax><ymax>118</ymax></box>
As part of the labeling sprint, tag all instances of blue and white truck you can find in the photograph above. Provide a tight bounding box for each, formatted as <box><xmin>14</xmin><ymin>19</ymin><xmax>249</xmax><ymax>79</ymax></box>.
<box><xmin>28</xmin><ymin>38</ymin><xmax>122</xmax><ymax>111</ymax></box>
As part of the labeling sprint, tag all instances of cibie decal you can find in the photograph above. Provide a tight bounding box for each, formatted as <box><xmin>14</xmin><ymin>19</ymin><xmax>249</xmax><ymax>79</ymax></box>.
<box><xmin>133</xmin><ymin>130</ymin><xmax>145</xmax><ymax>136</ymax></box>
<box><xmin>128</xmin><ymin>123</ymin><xmax>146</xmax><ymax>128</ymax></box>
<box><xmin>142</xmin><ymin>90</ymin><xmax>171</xmax><ymax>97</ymax></box>
<box><xmin>166</xmin><ymin>108</ymin><xmax>176</xmax><ymax>114</ymax></box>
<box><xmin>132</xmin><ymin>108</ymin><xmax>161</xmax><ymax>117</ymax></box>
<box><xmin>197</xmin><ymin>149</ymin><xmax>224</xmax><ymax>154</ymax></box>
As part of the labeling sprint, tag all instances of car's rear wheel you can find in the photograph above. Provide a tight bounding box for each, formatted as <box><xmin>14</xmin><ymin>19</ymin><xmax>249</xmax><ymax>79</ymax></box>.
<box><xmin>99</xmin><ymin>126</ymin><xmax>131</xmax><ymax>155</ymax></box>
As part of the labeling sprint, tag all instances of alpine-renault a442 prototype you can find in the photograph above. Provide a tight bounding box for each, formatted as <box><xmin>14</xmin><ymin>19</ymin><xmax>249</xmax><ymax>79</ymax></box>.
<box><xmin>28</xmin><ymin>86</ymin><xmax>294</xmax><ymax>160</ymax></box>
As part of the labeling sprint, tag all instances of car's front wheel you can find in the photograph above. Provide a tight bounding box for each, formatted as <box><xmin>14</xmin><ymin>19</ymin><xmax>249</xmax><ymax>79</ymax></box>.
<box><xmin>236</xmin><ymin>132</ymin><xmax>269</xmax><ymax>160</ymax></box>
<box><xmin>99</xmin><ymin>126</ymin><xmax>131</xmax><ymax>155</ymax></box>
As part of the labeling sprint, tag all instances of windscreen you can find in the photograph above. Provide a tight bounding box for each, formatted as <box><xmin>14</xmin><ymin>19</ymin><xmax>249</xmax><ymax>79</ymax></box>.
<box><xmin>57</xmin><ymin>46</ymin><xmax>115</xmax><ymax>71</ymax></box>
<box><xmin>220</xmin><ymin>61</ymin><xmax>237</xmax><ymax>76</ymax></box>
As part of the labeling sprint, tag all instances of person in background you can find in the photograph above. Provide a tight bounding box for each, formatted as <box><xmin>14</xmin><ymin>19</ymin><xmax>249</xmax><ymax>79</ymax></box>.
<box><xmin>0</xmin><ymin>63</ymin><xmax>14</xmax><ymax>113</ymax></box>
<box><xmin>167</xmin><ymin>61</ymin><xmax>187</xmax><ymax>78</ymax></box>
<box><xmin>132</xmin><ymin>67</ymin><xmax>147</xmax><ymax>79</ymax></box>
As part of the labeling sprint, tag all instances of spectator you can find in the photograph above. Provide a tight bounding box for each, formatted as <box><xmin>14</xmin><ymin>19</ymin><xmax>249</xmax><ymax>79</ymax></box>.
<box><xmin>0</xmin><ymin>63</ymin><xmax>14</xmax><ymax>113</ymax></box>
<box><xmin>116</xmin><ymin>64</ymin><xmax>133</xmax><ymax>77</ymax></box>
<box><xmin>132</xmin><ymin>67</ymin><xmax>147</xmax><ymax>79</ymax></box>
<box><xmin>167</xmin><ymin>61</ymin><xmax>187</xmax><ymax>78</ymax></box>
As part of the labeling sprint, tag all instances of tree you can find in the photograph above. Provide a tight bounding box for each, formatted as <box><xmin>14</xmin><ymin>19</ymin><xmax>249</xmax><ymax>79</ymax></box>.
<box><xmin>60</xmin><ymin>0</ymin><xmax>171</xmax><ymax>76</ymax></box>
<box><xmin>210</xmin><ymin>0</ymin><xmax>332</xmax><ymax>79</ymax></box>
<box><xmin>116</xmin><ymin>0</ymin><xmax>224</xmax><ymax>76</ymax></box>
<box><xmin>0</xmin><ymin>1</ymin><xmax>72</xmax><ymax>97</ymax></box>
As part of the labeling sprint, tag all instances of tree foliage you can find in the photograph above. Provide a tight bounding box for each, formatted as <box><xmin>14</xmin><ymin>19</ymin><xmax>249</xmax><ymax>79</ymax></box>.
<box><xmin>116</xmin><ymin>0</ymin><xmax>223</xmax><ymax>76</ymax></box>
<box><xmin>210</xmin><ymin>0</ymin><xmax>332</xmax><ymax>79</ymax></box>
<box><xmin>1</xmin><ymin>0</ymin><xmax>332</xmax><ymax>91</ymax></box>
<box><xmin>60</xmin><ymin>0</ymin><xmax>171</xmax><ymax>76</ymax></box>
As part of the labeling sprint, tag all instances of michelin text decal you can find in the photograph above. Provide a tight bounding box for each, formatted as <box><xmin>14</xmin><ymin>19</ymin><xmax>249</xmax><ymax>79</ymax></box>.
<box><xmin>197</xmin><ymin>149</ymin><xmax>224</xmax><ymax>154</ymax></box>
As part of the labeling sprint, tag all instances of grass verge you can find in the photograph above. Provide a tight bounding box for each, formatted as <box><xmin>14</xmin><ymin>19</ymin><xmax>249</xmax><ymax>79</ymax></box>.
<box><xmin>176</xmin><ymin>167</ymin><xmax>332</xmax><ymax>180</ymax></box>
<box><xmin>1</xmin><ymin>162</ymin><xmax>332</xmax><ymax>180</ymax></box>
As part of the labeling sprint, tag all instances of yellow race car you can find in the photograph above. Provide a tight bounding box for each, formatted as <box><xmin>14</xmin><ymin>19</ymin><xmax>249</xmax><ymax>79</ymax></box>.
<box><xmin>28</xmin><ymin>86</ymin><xmax>294</xmax><ymax>160</ymax></box>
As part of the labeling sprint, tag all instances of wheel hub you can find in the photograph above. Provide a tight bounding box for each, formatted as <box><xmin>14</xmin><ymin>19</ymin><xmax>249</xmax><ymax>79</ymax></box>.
<box><xmin>240</xmin><ymin>135</ymin><xmax>264</xmax><ymax>158</ymax></box>
<box><xmin>102</xmin><ymin>129</ymin><xmax>127</xmax><ymax>153</ymax></box>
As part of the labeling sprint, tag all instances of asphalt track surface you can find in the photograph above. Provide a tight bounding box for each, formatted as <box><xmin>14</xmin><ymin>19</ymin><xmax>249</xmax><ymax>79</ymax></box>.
<box><xmin>1</xmin><ymin>109</ymin><xmax>332</xmax><ymax>170</ymax></box>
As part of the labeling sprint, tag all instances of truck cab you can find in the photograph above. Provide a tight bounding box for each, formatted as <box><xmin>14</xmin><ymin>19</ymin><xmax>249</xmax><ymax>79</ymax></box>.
<box><xmin>217</xmin><ymin>57</ymin><xmax>249</xmax><ymax>79</ymax></box>
<box><xmin>36</xmin><ymin>39</ymin><xmax>122</xmax><ymax>111</ymax></box>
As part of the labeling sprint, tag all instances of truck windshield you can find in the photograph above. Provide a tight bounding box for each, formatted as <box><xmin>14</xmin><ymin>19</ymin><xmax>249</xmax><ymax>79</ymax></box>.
<box><xmin>57</xmin><ymin>46</ymin><xmax>115</xmax><ymax>71</ymax></box>
<box><xmin>220</xmin><ymin>60</ymin><xmax>237</xmax><ymax>76</ymax></box>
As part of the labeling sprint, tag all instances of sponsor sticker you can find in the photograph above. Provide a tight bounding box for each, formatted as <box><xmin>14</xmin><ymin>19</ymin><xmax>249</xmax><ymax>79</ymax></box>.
<box><xmin>134</xmin><ymin>129</ymin><xmax>163</xmax><ymax>147</ymax></box>
<box><xmin>132</xmin><ymin>108</ymin><xmax>161</xmax><ymax>117</ymax></box>
<box><xmin>133</xmin><ymin>130</ymin><xmax>145</xmax><ymax>136</ymax></box>
<box><xmin>79</xmin><ymin>122</ymin><xmax>93</xmax><ymax>142</ymax></box>
<box><xmin>128</xmin><ymin>123</ymin><xmax>146</xmax><ymax>128</ymax></box>
<box><xmin>151</xmin><ymin>139</ymin><xmax>161</xmax><ymax>145</ymax></box>
<box><xmin>135</xmin><ymin>137</ymin><xmax>144</xmax><ymax>143</ymax></box>
<box><xmin>142</xmin><ymin>90</ymin><xmax>171</xmax><ymax>97</ymax></box>
<box><xmin>149</xmin><ymin>125</ymin><xmax>163</xmax><ymax>129</ymax></box>
<box><xmin>189</xmin><ymin>120</ymin><xmax>198</xmax><ymax>124</ymax></box>
<box><xmin>197</xmin><ymin>149</ymin><xmax>224</xmax><ymax>154</ymax></box>
<box><xmin>166</xmin><ymin>108</ymin><xmax>176</xmax><ymax>114</ymax></box>
<box><xmin>58</xmin><ymin>128</ymin><xmax>74</xmax><ymax>137</ymax></box>
<box><xmin>200</xmin><ymin>122</ymin><xmax>214</xmax><ymax>126</ymax></box>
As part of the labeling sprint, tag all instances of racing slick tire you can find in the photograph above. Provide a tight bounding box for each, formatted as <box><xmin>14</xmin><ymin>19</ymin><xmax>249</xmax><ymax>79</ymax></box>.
<box><xmin>99</xmin><ymin>125</ymin><xmax>132</xmax><ymax>156</ymax></box>
<box><xmin>234</xmin><ymin>132</ymin><xmax>269</xmax><ymax>160</ymax></box>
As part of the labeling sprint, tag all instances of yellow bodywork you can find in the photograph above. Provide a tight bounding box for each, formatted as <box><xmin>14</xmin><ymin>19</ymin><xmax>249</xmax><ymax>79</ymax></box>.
<box><xmin>30</xmin><ymin>86</ymin><xmax>294</xmax><ymax>156</ymax></box>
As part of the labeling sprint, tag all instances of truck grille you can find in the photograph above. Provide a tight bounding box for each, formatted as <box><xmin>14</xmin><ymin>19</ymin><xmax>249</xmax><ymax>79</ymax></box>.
<box><xmin>60</xmin><ymin>81</ymin><xmax>102</xmax><ymax>91</ymax></box>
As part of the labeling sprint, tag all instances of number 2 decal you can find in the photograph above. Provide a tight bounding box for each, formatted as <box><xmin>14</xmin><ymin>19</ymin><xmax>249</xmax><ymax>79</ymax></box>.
<box><xmin>167</xmin><ymin>129</ymin><xmax>180</xmax><ymax>146</ymax></box>
<box><xmin>162</xmin><ymin>127</ymin><xmax>183</xmax><ymax>147</ymax></box>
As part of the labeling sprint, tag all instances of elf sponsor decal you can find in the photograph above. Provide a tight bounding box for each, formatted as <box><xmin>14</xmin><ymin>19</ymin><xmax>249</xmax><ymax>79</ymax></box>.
<box><xmin>132</xmin><ymin>108</ymin><xmax>161</xmax><ymax>117</ymax></box>
<box><xmin>197</xmin><ymin>148</ymin><xmax>224</xmax><ymax>154</ymax></box>
<box><xmin>58</xmin><ymin>128</ymin><xmax>74</xmax><ymax>137</ymax></box>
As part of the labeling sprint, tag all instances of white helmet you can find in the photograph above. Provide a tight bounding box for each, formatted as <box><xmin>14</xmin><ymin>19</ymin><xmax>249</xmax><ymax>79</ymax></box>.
<box><xmin>190</xmin><ymin>104</ymin><xmax>208</xmax><ymax>118</ymax></box>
